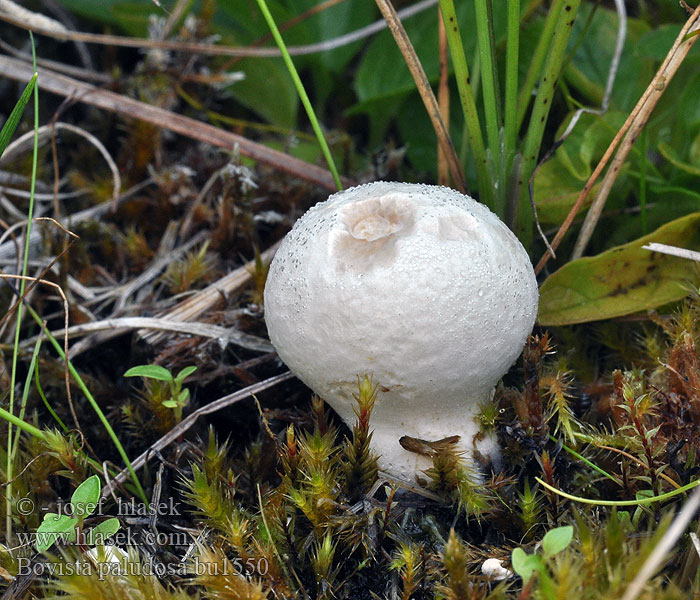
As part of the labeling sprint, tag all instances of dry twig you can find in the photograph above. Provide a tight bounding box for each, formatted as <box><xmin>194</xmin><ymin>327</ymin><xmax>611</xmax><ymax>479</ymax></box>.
<box><xmin>100</xmin><ymin>371</ymin><xmax>295</xmax><ymax>499</ymax></box>
<box><xmin>0</xmin><ymin>55</ymin><xmax>351</xmax><ymax>191</ymax></box>
<box><xmin>374</xmin><ymin>0</ymin><xmax>466</xmax><ymax>192</ymax></box>
<box><xmin>138</xmin><ymin>241</ymin><xmax>281</xmax><ymax>344</ymax></box>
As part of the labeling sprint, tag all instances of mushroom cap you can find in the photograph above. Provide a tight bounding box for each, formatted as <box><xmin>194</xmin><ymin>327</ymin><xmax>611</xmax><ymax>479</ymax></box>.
<box><xmin>264</xmin><ymin>182</ymin><xmax>538</xmax><ymax>478</ymax></box>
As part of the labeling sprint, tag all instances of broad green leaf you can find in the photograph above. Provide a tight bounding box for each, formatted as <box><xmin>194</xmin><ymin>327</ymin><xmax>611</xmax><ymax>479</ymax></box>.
<box><xmin>71</xmin><ymin>475</ymin><xmax>101</xmax><ymax>517</ymax></box>
<box><xmin>230</xmin><ymin>59</ymin><xmax>299</xmax><ymax>128</ymax></box>
<box><xmin>36</xmin><ymin>513</ymin><xmax>78</xmax><ymax>552</ymax></box>
<box><xmin>533</xmin><ymin>111</ymin><xmax>625</xmax><ymax>225</ymax></box>
<box><xmin>538</xmin><ymin>212</ymin><xmax>700</xmax><ymax>326</ymax></box>
<box><xmin>286</xmin><ymin>0</ymin><xmax>376</xmax><ymax>72</ymax></box>
<box><xmin>541</xmin><ymin>526</ymin><xmax>573</xmax><ymax>558</ymax></box>
<box><xmin>124</xmin><ymin>365</ymin><xmax>173</xmax><ymax>381</ymax></box>
<box><xmin>354</xmin><ymin>0</ymin><xmax>488</xmax><ymax>104</ymax></box>
<box><xmin>86</xmin><ymin>518</ymin><xmax>121</xmax><ymax>546</ymax></box>
<box><xmin>533</xmin><ymin>160</ymin><xmax>601</xmax><ymax>226</ymax></box>
<box><xmin>162</xmin><ymin>399</ymin><xmax>178</xmax><ymax>408</ymax></box>
<box><xmin>510</xmin><ymin>548</ymin><xmax>542</xmax><ymax>582</ymax></box>
<box><xmin>0</xmin><ymin>73</ymin><xmax>36</xmax><ymax>160</ymax></box>
<box><xmin>569</xmin><ymin>4</ymin><xmax>651</xmax><ymax>111</ymax></box>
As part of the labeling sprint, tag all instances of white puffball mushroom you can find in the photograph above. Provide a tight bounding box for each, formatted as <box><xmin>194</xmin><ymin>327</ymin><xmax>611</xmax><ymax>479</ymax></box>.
<box><xmin>264</xmin><ymin>182</ymin><xmax>538</xmax><ymax>482</ymax></box>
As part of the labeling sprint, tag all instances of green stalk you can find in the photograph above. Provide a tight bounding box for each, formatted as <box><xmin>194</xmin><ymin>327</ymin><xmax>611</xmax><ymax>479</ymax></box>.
<box><xmin>517</xmin><ymin>0</ymin><xmax>582</xmax><ymax>244</ymax></box>
<box><xmin>254</xmin><ymin>0</ymin><xmax>342</xmax><ymax>191</ymax></box>
<box><xmin>23</xmin><ymin>303</ymin><xmax>148</xmax><ymax>504</ymax></box>
<box><xmin>555</xmin><ymin>437</ymin><xmax>618</xmax><ymax>483</ymax></box>
<box><xmin>36</xmin><ymin>362</ymin><xmax>69</xmax><ymax>432</ymax></box>
<box><xmin>537</xmin><ymin>476</ymin><xmax>699</xmax><ymax>507</ymax></box>
<box><xmin>438</xmin><ymin>0</ymin><xmax>492</xmax><ymax>209</ymax></box>
<box><xmin>6</xmin><ymin>34</ymin><xmax>39</xmax><ymax>542</ymax></box>
<box><xmin>504</xmin><ymin>0</ymin><xmax>520</xmax><ymax>159</ymax></box>
<box><xmin>474</xmin><ymin>0</ymin><xmax>500</xmax><ymax>159</ymax></box>
<box><xmin>0</xmin><ymin>407</ymin><xmax>120</xmax><ymax>483</ymax></box>
<box><xmin>516</xmin><ymin>0</ymin><xmax>565</xmax><ymax>131</ymax></box>
<box><xmin>9</xmin><ymin>338</ymin><xmax>42</xmax><ymax>462</ymax></box>
<box><xmin>0</xmin><ymin>406</ymin><xmax>45</xmax><ymax>440</ymax></box>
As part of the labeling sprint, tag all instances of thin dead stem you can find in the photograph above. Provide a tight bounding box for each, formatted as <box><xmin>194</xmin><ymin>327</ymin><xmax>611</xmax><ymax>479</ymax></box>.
<box><xmin>374</xmin><ymin>0</ymin><xmax>466</xmax><ymax>192</ymax></box>
<box><xmin>0</xmin><ymin>0</ymin><xmax>438</xmax><ymax>58</ymax></box>
<box><xmin>100</xmin><ymin>371</ymin><xmax>296</xmax><ymax>499</ymax></box>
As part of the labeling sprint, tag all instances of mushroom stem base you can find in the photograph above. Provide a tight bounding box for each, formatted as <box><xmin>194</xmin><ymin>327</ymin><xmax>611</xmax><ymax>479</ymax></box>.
<box><xmin>363</xmin><ymin>408</ymin><xmax>501</xmax><ymax>485</ymax></box>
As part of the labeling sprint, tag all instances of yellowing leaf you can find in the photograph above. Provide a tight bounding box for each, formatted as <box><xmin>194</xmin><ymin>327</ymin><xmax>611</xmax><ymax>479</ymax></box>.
<box><xmin>538</xmin><ymin>213</ymin><xmax>700</xmax><ymax>326</ymax></box>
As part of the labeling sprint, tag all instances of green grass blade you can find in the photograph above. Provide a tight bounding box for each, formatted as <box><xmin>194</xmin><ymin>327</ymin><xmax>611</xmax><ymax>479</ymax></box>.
<box><xmin>0</xmin><ymin>73</ymin><xmax>37</xmax><ymax>159</ymax></box>
<box><xmin>516</xmin><ymin>0</ymin><xmax>565</xmax><ymax>132</ymax></box>
<box><xmin>474</xmin><ymin>0</ymin><xmax>501</xmax><ymax>158</ymax></box>
<box><xmin>254</xmin><ymin>0</ymin><xmax>343</xmax><ymax>191</ymax></box>
<box><xmin>517</xmin><ymin>0</ymin><xmax>582</xmax><ymax>244</ymax></box>
<box><xmin>35</xmin><ymin>361</ymin><xmax>69</xmax><ymax>432</ymax></box>
<box><xmin>6</xmin><ymin>35</ymin><xmax>39</xmax><ymax>542</ymax></box>
<box><xmin>0</xmin><ymin>406</ymin><xmax>45</xmax><ymax>439</ymax></box>
<box><xmin>22</xmin><ymin>303</ymin><xmax>148</xmax><ymax>504</ymax></box>
<box><xmin>555</xmin><ymin>437</ymin><xmax>618</xmax><ymax>484</ymax></box>
<box><xmin>504</xmin><ymin>0</ymin><xmax>520</xmax><ymax>159</ymax></box>
<box><xmin>9</xmin><ymin>338</ymin><xmax>42</xmax><ymax>462</ymax></box>
<box><xmin>438</xmin><ymin>0</ymin><xmax>492</xmax><ymax>208</ymax></box>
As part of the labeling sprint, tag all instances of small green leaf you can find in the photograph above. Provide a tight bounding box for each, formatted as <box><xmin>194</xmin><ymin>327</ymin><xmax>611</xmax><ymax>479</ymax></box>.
<box><xmin>0</xmin><ymin>73</ymin><xmax>37</xmax><ymax>159</ymax></box>
<box><xmin>175</xmin><ymin>365</ymin><xmax>197</xmax><ymax>383</ymax></box>
<box><xmin>541</xmin><ymin>526</ymin><xmax>574</xmax><ymax>558</ymax></box>
<box><xmin>511</xmin><ymin>547</ymin><xmax>542</xmax><ymax>582</ymax></box>
<box><xmin>162</xmin><ymin>399</ymin><xmax>178</xmax><ymax>408</ymax></box>
<box><xmin>124</xmin><ymin>365</ymin><xmax>173</xmax><ymax>382</ymax></box>
<box><xmin>538</xmin><ymin>212</ymin><xmax>700</xmax><ymax>325</ymax></box>
<box><xmin>177</xmin><ymin>389</ymin><xmax>190</xmax><ymax>405</ymax></box>
<box><xmin>86</xmin><ymin>518</ymin><xmax>121</xmax><ymax>545</ymax></box>
<box><xmin>71</xmin><ymin>475</ymin><xmax>101</xmax><ymax>518</ymax></box>
<box><xmin>36</xmin><ymin>513</ymin><xmax>78</xmax><ymax>552</ymax></box>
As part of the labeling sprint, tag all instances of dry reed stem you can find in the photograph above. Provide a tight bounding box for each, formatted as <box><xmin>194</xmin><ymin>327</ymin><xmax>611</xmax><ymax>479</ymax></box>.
<box><xmin>0</xmin><ymin>181</ymin><xmax>152</xmax><ymax>261</ymax></box>
<box><xmin>437</xmin><ymin>5</ymin><xmax>450</xmax><ymax>187</ymax></box>
<box><xmin>1</xmin><ymin>123</ymin><xmax>120</xmax><ymax>204</ymax></box>
<box><xmin>374</xmin><ymin>0</ymin><xmax>466</xmax><ymax>192</ymax></box>
<box><xmin>138</xmin><ymin>241</ymin><xmax>281</xmax><ymax>345</ymax></box>
<box><xmin>534</xmin><ymin>3</ymin><xmax>700</xmax><ymax>274</ymax></box>
<box><xmin>0</xmin><ymin>55</ymin><xmax>351</xmax><ymax>191</ymax></box>
<box><xmin>620</xmin><ymin>485</ymin><xmax>700</xmax><ymax>600</ymax></box>
<box><xmin>642</xmin><ymin>242</ymin><xmax>700</xmax><ymax>263</ymax></box>
<box><xmin>24</xmin><ymin>317</ymin><xmax>273</xmax><ymax>356</ymax></box>
<box><xmin>0</xmin><ymin>1</ymin><xmax>438</xmax><ymax>58</ymax></box>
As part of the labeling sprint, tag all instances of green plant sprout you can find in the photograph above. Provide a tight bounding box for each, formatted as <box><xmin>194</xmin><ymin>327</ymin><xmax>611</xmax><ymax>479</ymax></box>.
<box><xmin>511</xmin><ymin>525</ymin><xmax>574</xmax><ymax>596</ymax></box>
<box><xmin>124</xmin><ymin>364</ymin><xmax>198</xmax><ymax>423</ymax></box>
<box><xmin>35</xmin><ymin>475</ymin><xmax>120</xmax><ymax>553</ymax></box>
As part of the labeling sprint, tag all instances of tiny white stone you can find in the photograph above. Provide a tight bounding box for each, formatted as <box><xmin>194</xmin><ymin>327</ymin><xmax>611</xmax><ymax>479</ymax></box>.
<box><xmin>481</xmin><ymin>557</ymin><xmax>512</xmax><ymax>580</ymax></box>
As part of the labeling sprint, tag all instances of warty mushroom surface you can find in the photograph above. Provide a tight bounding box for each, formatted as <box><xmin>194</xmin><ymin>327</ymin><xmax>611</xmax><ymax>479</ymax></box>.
<box><xmin>264</xmin><ymin>181</ymin><xmax>539</xmax><ymax>482</ymax></box>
